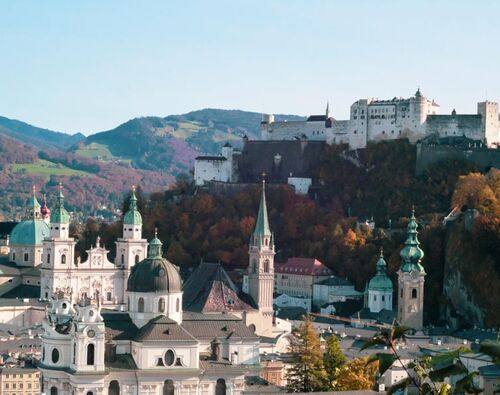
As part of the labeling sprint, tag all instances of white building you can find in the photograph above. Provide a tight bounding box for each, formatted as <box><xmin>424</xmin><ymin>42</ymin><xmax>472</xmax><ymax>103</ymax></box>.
<box><xmin>261</xmin><ymin>89</ymin><xmax>500</xmax><ymax>149</ymax></box>
<box><xmin>312</xmin><ymin>277</ymin><xmax>361</xmax><ymax>308</ymax></box>
<box><xmin>40</xmin><ymin>186</ymin><xmax>148</xmax><ymax>308</ymax></box>
<box><xmin>273</xmin><ymin>293</ymin><xmax>311</xmax><ymax>313</ymax></box>
<box><xmin>194</xmin><ymin>143</ymin><xmax>234</xmax><ymax>186</ymax></box>
<box><xmin>366</xmin><ymin>250</ymin><xmax>393</xmax><ymax>313</ymax></box>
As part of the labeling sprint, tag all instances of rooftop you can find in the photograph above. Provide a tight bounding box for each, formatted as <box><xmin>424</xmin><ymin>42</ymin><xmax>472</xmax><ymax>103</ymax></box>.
<box><xmin>275</xmin><ymin>257</ymin><xmax>333</xmax><ymax>276</ymax></box>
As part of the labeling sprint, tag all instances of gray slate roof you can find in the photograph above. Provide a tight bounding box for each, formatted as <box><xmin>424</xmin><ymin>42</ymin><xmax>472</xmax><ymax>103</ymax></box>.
<box><xmin>135</xmin><ymin>316</ymin><xmax>197</xmax><ymax>342</ymax></box>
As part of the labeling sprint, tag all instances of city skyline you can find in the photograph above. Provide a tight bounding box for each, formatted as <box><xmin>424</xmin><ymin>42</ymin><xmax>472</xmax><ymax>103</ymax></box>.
<box><xmin>1</xmin><ymin>0</ymin><xmax>500</xmax><ymax>135</ymax></box>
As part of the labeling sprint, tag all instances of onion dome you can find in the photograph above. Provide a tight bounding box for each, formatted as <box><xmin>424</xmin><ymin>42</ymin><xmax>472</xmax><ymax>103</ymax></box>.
<box><xmin>399</xmin><ymin>208</ymin><xmax>425</xmax><ymax>273</ymax></box>
<box><xmin>127</xmin><ymin>232</ymin><xmax>182</xmax><ymax>293</ymax></box>
<box><xmin>123</xmin><ymin>186</ymin><xmax>142</xmax><ymax>225</ymax></box>
<box><xmin>40</xmin><ymin>194</ymin><xmax>51</xmax><ymax>218</ymax></box>
<box><xmin>50</xmin><ymin>184</ymin><xmax>70</xmax><ymax>224</ymax></box>
<box><xmin>368</xmin><ymin>249</ymin><xmax>393</xmax><ymax>291</ymax></box>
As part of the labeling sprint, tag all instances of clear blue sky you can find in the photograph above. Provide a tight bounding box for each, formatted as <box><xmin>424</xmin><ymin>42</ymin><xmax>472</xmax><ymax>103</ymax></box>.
<box><xmin>1</xmin><ymin>0</ymin><xmax>499</xmax><ymax>135</ymax></box>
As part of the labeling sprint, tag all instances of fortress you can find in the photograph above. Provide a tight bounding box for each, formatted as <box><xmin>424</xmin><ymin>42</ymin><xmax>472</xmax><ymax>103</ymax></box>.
<box><xmin>260</xmin><ymin>89</ymin><xmax>500</xmax><ymax>149</ymax></box>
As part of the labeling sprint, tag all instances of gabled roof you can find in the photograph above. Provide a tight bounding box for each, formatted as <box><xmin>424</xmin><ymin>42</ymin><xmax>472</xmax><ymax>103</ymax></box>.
<box><xmin>275</xmin><ymin>258</ymin><xmax>333</xmax><ymax>276</ymax></box>
<box><xmin>135</xmin><ymin>316</ymin><xmax>198</xmax><ymax>342</ymax></box>
<box><xmin>183</xmin><ymin>262</ymin><xmax>255</xmax><ymax>313</ymax></box>
<box><xmin>181</xmin><ymin>312</ymin><xmax>258</xmax><ymax>340</ymax></box>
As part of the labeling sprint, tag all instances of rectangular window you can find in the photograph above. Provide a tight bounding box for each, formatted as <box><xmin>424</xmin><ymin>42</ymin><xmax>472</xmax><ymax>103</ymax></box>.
<box><xmin>107</xmin><ymin>292</ymin><xmax>112</xmax><ymax>301</ymax></box>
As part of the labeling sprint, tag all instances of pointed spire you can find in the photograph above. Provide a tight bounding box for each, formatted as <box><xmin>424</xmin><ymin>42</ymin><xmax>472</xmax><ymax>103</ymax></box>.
<box><xmin>399</xmin><ymin>208</ymin><xmax>425</xmax><ymax>273</ymax></box>
<box><xmin>50</xmin><ymin>183</ymin><xmax>70</xmax><ymax>224</ymax></box>
<box><xmin>27</xmin><ymin>185</ymin><xmax>41</xmax><ymax>219</ymax></box>
<box><xmin>376</xmin><ymin>247</ymin><xmax>387</xmax><ymax>275</ymax></box>
<box><xmin>253</xmin><ymin>175</ymin><xmax>271</xmax><ymax>238</ymax></box>
<box><xmin>326</xmin><ymin>101</ymin><xmax>330</xmax><ymax>118</ymax></box>
<box><xmin>124</xmin><ymin>185</ymin><xmax>142</xmax><ymax>225</ymax></box>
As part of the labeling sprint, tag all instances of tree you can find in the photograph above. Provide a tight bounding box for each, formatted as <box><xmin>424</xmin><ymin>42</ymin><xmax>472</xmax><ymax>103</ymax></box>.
<box><xmin>323</xmin><ymin>334</ymin><xmax>346</xmax><ymax>388</ymax></box>
<box><xmin>333</xmin><ymin>357</ymin><xmax>379</xmax><ymax>391</ymax></box>
<box><xmin>286</xmin><ymin>316</ymin><xmax>327</xmax><ymax>392</ymax></box>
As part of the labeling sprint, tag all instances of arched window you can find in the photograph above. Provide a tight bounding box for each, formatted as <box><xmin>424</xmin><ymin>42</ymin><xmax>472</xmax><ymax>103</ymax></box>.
<box><xmin>52</xmin><ymin>348</ymin><xmax>60</xmax><ymax>363</ymax></box>
<box><xmin>42</xmin><ymin>347</ymin><xmax>45</xmax><ymax>361</ymax></box>
<box><xmin>135</xmin><ymin>255</ymin><xmax>140</xmax><ymax>264</ymax></box>
<box><xmin>176</xmin><ymin>298</ymin><xmax>180</xmax><ymax>312</ymax></box>
<box><xmin>87</xmin><ymin>343</ymin><xmax>95</xmax><ymax>365</ymax></box>
<box><xmin>216</xmin><ymin>379</ymin><xmax>226</xmax><ymax>395</ymax></box>
<box><xmin>24</xmin><ymin>253</ymin><xmax>29</xmax><ymax>262</ymax></box>
<box><xmin>73</xmin><ymin>343</ymin><xmax>76</xmax><ymax>364</ymax></box>
<box><xmin>61</xmin><ymin>254</ymin><xmax>66</xmax><ymax>264</ymax></box>
<box><xmin>158</xmin><ymin>298</ymin><xmax>165</xmax><ymax>313</ymax></box>
<box><xmin>264</xmin><ymin>259</ymin><xmax>270</xmax><ymax>273</ymax></box>
<box><xmin>121</xmin><ymin>254</ymin><xmax>124</xmax><ymax>265</ymax></box>
<box><xmin>47</xmin><ymin>253</ymin><xmax>51</xmax><ymax>263</ymax></box>
<box><xmin>411</xmin><ymin>289</ymin><xmax>417</xmax><ymax>299</ymax></box>
<box><xmin>163</xmin><ymin>380</ymin><xmax>174</xmax><ymax>395</ymax></box>
<box><xmin>51</xmin><ymin>387</ymin><xmax>58</xmax><ymax>395</ymax></box>
<box><xmin>86</xmin><ymin>392</ymin><xmax>93</xmax><ymax>395</ymax></box>
<box><xmin>12</xmin><ymin>252</ymin><xmax>16</xmax><ymax>261</ymax></box>
<box><xmin>138</xmin><ymin>297</ymin><xmax>144</xmax><ymax>312</ymax></box>
<box><xmin>109</xmin><ymin>380</ymin><xmax>120</xmax><ymax>395</ymax></box>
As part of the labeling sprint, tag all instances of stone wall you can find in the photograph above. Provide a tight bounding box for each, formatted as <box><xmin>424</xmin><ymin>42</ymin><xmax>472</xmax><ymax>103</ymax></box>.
<box><xmin>415</xmin><ymin>143</ymin><xmax>500</xmax><ymax>175</ymax></box>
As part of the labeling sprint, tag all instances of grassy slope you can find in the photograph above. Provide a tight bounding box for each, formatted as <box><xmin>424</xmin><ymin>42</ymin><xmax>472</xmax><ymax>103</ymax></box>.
<box><xmin>10</xmin><ymin>159</ymin><xmax>91</xmax><ymax>178</ymax></box>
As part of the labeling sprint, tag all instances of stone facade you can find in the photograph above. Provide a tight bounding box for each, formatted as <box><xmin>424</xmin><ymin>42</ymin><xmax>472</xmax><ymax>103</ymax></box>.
<box><xmin>194</xmin><ymin>144</ymin><xmax>234</xmax><ymax>186</ymax></box>
<box><xmin>261</xmin><ymin>90</ymin><xmax>500</xmax><ymax>149</ymax></box>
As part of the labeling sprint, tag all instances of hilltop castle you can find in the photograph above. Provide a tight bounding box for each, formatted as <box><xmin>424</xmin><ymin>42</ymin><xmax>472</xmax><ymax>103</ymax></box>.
<box><xmin>260</xmin><ymin>89</ymin><xmax>500</xmax><ymax>149</ymax></box>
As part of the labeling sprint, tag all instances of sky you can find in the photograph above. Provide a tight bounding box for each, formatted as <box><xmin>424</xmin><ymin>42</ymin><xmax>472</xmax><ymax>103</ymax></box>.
<box><xmin>1</xmin><ymin>0</ymin><xmax>500</xmax><ymax>135</ymax></box>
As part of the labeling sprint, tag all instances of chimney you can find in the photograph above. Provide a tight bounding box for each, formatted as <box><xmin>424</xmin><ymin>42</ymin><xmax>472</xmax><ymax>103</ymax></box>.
<box><xmin>104</xmin><ymin>340</ymin><xmax>117</xmax><ymax>363</ymax></box>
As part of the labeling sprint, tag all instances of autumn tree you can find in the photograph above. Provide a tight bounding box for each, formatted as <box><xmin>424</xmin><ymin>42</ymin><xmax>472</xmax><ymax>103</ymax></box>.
<box><xmin>286</xmin><ymin>316</ymin><xmax>327</xmax><ymax>392</ymax></box>
<box><xmin>333</xmin><ymin>357</ymin><xmax>378</xmax><ymax>391</ymax></box>
<box><xmin>323</xmin><ymin>334</ymin><xmax>346</xmax><ymax>388</ymax></box>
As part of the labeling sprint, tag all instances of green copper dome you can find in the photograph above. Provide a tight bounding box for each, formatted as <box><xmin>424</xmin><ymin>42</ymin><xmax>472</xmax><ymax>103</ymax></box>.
<box><xmin>10</xmin><ymin>220</ymin><xmax>50</xmax><ymax>246</ymax></box>
<box><xmin>50</xmin><ymin>186</ymin><xmax>70</xmax><ymax>224</ymax></box>
<box><xmin>399</xmin><ymin>209</ymin><xmax>425</xmax><ymax>273</ymax></box>
<box><xmin>123</xmin><ymin>187</ymin><xmax>142</xmax><ymax>225</ymax></box>
<box><xmin>368</xmin><ymin>251</ymin><xmax>393</xmax><ymax>291</ymax></box>
<box><xmin>127</xmin><ymin>233</ymin><xmax>182</xmax><ymax>293</ymax></box>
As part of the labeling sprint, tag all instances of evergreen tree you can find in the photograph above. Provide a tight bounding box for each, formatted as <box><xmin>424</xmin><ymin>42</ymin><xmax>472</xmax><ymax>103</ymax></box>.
<box><xmin>323</xmin><ymin>334</ymin><xmax>346</xmax><ymax>388</ymax></box>
<box><xmin>286</xmin><ymin>316</ymin><xmax>327</xmax><ymax>392</ymax></box>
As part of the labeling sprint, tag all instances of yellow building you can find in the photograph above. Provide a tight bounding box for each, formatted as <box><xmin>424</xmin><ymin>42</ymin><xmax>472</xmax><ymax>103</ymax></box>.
<box><xmin>0</xmin><ymin>365</ymin><xmax>40</xmax><ymax>395</ymax></box>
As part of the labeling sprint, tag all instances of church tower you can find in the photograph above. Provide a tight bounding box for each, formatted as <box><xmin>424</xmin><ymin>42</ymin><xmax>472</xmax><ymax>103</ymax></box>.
<box><xmin>247</xmin><ymin>180</ymin><xmax>275</xmax><ymax>330</ymax></box>
<box><xmin>367</xmin><ymin>249</ymin><xmax>393</xmax><ymax>313</ymax></box>
<box><xmin>41</xmin><ymin>184</ymin><xmax>76</xmax><ymax>300</ymax></box>
<box><xmin>115</xmin><ymin>186</ymin><xmax>148</xmax><ymax>306</ymax></box>
<box><xmin>397</xmin><ymin>209</ymin><xmax>426</xmax><ymax>330</ymax></box>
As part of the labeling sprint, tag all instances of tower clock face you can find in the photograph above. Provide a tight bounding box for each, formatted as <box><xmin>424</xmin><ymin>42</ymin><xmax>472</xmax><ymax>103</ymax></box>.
<box><xmin>87</xmin><ymin>329</ymin><xmax>96</xmax><ymax>338</ymax></box>
<box><xmin>411</xmin><ymin>271</ymin><xmax>419</xmax><ymax>280</ymax></box>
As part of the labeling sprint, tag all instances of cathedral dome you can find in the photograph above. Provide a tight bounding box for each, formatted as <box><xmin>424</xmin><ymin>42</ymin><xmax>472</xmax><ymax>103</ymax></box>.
<box><xmin>10</xmin><ymin>220</ymin><xmax>50</xmax><ymax>245</ymax></box>
<box><xmin>127</xmin><ymin>236</ymin><xmax>182</xmax><ymax>293</ymax></box>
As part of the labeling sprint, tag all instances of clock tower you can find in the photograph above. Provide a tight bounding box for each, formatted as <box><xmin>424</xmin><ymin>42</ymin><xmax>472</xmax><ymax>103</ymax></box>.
<box><xmin>397</xmin><ymin>209</ymin><xmax>426</xmax><ymax>330</ymax></box>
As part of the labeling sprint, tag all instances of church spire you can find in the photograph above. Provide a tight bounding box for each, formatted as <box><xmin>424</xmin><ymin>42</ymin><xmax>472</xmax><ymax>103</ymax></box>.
<box><xmin>399</xmin><ymin>207</ymin><xmax>425</xmax><ymax>273</ymax></box>
<box><xmin>123</xmin><ymin>185</ymin><xmax>142</xmax><ymax>226</ymax></box>
<box><xmin>253</xmin><ymin>178</ymin><xmax>271</xmax><ymax>238</ymax></box>
<box><xmin>50</xmin><ymin>183</ymin><xmax>70</xmax><ymax>225</ymax></box>
<box><xmin>326</xmin><ymin>101</ymin><xmax>331</xmax><ymax>118</ymax></box>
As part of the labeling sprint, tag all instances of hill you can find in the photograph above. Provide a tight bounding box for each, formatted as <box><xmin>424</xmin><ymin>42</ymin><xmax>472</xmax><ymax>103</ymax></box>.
<box><xmin>74</xmin><ymin>109</ymin><xmax>304</xmax><ymax>172</ymax></box>
<box><xmin>0</xmin><ymin>116</ymin><xmax>84</xmax><ymax>151</ymax></box>
<box><xmin>0</xmin><ymin>134</ymin><xmax>172</xmax><ymax>219</ymax></box>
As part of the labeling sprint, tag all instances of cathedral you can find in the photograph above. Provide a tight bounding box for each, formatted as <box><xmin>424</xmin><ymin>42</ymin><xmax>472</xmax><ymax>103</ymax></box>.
<box><xmin>34</xmin><ymin>181</ymin><xmax>286</xmax><ymax>395</ymax></box>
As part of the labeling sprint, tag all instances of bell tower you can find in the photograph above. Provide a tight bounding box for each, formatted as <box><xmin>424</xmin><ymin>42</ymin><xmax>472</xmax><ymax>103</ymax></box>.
<box><xmin>115</xmin><ymin>186</ymin><xmax>148</xmax><ymax>307</ymax></box>
<box><xmin>247</xmin><ymin>179</ymin><xmax>275</xmax><ymax>327</ymax></box>
<box><xmin>41</xmin><ymin>184</ymin><xmax>76</xmax><ymax>300</ymax></box>
<box><xmin>397</xmin><ymin>208</ymin><xmax>426</xmax><ymax>330</ymax></box>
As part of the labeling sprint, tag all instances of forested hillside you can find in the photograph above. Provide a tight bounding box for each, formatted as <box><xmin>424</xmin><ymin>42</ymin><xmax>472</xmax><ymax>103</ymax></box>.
<box><xmin>72</xmin><ymin>140</ymin><xmax>500</xmax><ymax>327</ymax></box>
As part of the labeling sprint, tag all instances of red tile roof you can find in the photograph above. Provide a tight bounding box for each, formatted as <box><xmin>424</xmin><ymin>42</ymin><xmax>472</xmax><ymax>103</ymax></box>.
<box><xmin>275</xmin><ymin>258</ymin><xmax>333</xmax><ymax>276</ymax></box>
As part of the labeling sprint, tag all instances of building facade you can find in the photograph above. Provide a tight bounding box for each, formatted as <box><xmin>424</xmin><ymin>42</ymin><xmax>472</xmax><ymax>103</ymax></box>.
<box><xmin>261</xmin><ymin>89</ymin><xmax>500</xmax><ymax>149</ymax></box>
<box><xmin>194</xmin><ymin>144</ymin><xmax>234</xmax><ymax>186</ymax></box>
<box><xmin>274</xmin><ymin>258</ymin><xmax>333</xmax><ymax>298</ymax></box>
<box><xmin>40</xmin><ymin>186</ymin><xmax>148</xmax><ymax>307</ymax></box>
